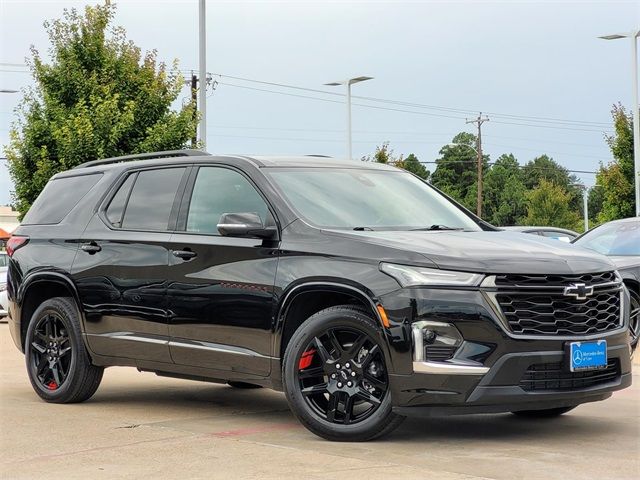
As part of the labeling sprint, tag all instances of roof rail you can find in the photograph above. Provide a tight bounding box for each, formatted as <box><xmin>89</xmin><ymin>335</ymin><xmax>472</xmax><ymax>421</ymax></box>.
<box><xmin>305</xmin><ymin>154</ymin><xmax>332</xmax><ymax>158</ymax></box>
<box><xmin>73</xmin><ymin>149</ymin><xmax>210</xmax><ymax>169</ymax></box>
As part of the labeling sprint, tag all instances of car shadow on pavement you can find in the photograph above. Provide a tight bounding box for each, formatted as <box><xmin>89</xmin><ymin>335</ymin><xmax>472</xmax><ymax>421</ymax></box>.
<box><xmin>388</xmin><ymin>411</ymin><xmax>610</xmax><ymax>442</ymax></box>
<box><xmin>83</xmin><ymin>379</ymin><xmax>615</xmax><ymax>443</ymax></box>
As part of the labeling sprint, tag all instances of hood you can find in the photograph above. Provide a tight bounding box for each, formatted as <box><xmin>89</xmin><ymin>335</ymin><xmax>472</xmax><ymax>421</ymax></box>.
<box><xmin>608</xmin><ymin>256</ymin><xmax>640</xmax><ymax>271</ymax></box>
<box><xmin>328</xmin><ymin>230</ymin><xmax>615</xmax><ymax>274</ymax></box>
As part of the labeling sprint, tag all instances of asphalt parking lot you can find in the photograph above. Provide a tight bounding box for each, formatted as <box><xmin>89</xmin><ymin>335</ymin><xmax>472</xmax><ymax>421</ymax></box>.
<box><xmin>1</xmin><ymin>323</ymin><xmax>638</xmax><ymax>480</ymax></box>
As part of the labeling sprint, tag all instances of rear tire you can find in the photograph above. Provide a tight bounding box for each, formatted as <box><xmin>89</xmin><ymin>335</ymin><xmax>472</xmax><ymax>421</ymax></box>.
<box><xmin>283</xmin><ymin>305</ymin><xmax>404</xmax><ymax>441</ymax></box>
<box><xmin>25</xmin><ymin>297</ymin><xmax>103</xmax><ymax>403</ymax></box>
<box><xmin>511</xmin><ymin>406</ymin><xmax>576</xmax><ymax>418</ymax></box>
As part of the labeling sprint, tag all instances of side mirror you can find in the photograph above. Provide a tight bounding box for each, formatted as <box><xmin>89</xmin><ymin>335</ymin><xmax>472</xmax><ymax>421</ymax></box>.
<box><xmin>217</xmin><ymin>212</ymin><xmax>278</xmax><ymax>239</ymax></box>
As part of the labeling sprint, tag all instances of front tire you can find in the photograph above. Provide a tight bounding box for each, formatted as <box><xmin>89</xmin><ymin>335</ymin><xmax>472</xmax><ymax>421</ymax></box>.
<box><xmin>511</xmin><ymin>406</ymin><xmax>576</xmax><ymax>418</ymax></box>
<box><xmin>283</xmin><ymin>305</ymin><xmax>404</xmax><ymax>441</ymax></box>
<box><xmin>25</xmin><ymin>297</ymin><xmax>103</xmax><ymax>403</ymax></box>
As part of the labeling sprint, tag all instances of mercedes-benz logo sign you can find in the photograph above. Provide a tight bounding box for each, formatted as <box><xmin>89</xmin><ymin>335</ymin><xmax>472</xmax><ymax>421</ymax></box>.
<box><xmin>563</xmin><ymin>282</ymin><xmax>594</xmax><ymax>300</ymax></box>
<box><xmin>573</xmin><ymin>350</ymin><xmax>583</xmax><ymax>365</ymax></box>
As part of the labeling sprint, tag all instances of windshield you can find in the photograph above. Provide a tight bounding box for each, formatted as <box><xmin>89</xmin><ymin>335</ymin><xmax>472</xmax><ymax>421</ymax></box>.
<box><xmin>266</xmin><ymin>167</ymin><xmax>481</xmax><ymax>231</ymax></box>
<box><xmin>574</xmin><ymin>220</ymin><xmax>640</xmax><ymax>256</ymax></box>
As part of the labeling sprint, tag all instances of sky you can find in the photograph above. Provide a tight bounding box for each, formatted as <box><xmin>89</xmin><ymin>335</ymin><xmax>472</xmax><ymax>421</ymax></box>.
<box><xmin>1</xmin><ymin>0</ymin><xmax>639</xmax><ymax>206</ymax></box>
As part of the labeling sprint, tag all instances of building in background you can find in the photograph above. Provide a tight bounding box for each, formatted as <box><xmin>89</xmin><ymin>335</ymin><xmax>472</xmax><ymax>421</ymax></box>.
<box><xmin>0</xmin><ymin>206</ymin><xmax>19</xmax><ymax>248</ymax></box>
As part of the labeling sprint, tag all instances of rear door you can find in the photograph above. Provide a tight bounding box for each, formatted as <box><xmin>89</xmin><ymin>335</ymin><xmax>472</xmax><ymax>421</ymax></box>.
<box><xmin>166</xmin><ymin>165</ymin><xmax>279</xmax><ymax>376</ymax></box>
<box><xmin>73</xmin><ymin>166</ymin><xmax>189</xmax><ymax>363</ymax></box>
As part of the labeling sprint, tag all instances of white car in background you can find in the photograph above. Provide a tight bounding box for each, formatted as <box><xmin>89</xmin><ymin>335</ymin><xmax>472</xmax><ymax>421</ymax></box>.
<box><xmin>0</xmin><ymin>252</ymin><xmax>8</xmax><ymax>318</ymax></box>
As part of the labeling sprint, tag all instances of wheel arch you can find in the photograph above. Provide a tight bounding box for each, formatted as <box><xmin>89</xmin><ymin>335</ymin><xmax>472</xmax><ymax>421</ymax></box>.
<box><xmin>274</xmin><ymin>281</ymin><xmax>389</xmax><ymax>365</ymax></box>
<box><xmin>17</xmin><ymin>272</ymin><xmax>82</xmax><ymax>351</ymax></box>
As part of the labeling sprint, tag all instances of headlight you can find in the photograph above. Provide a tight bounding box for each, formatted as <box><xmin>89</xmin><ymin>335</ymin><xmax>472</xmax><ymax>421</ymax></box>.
<box><xmin>380</xmin><ymin>263</ymin><xmax>484</xmax><ymax>287</ymax></box>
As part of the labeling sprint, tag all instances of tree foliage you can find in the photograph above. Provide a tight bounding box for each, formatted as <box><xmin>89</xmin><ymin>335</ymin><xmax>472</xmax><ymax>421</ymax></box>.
<box><xmin>482</xmin><ymin>154</ymin><xmax>527</xmax><ymax>226</ymax></box>
<box><xmin>5</xmin><ymin>1</ymin><xmax>197</xmax><ymax>216</ymax></box>
<box><xmin>596</xmin><ymin>104</ymin><xmax>635</xmax><ymax>222</ymax></box>
<box><xmin>523</xmin><ymin>179</ymin><xmax>582</xmax><ymax>230</ymax></box>
<box><xmin>430</xmin><ymin>132</ymin><xmax>488</xmax><ymax>211</ymax></box>
<box><xmin>402</xmin><ymin>153</ymin><xmax>429</xmax><ymax>180</ymax></box>
<box><xmin>362</xmin><ymin>141</ymin><xmax>402</xmax><ymax>164</ymax></box>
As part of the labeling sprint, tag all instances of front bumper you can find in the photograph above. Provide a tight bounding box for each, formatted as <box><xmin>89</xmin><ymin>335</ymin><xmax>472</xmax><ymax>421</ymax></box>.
<box><xmin>379</xmin><ymin>286</ymin><xmax>633</xmax><ymax>413</ymax></box>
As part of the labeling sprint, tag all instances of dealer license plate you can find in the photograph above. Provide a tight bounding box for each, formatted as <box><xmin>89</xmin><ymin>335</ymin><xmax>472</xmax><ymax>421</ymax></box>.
<box><xmin>569</xmin><ymin>340</ymin><xmax>607</xmax><ymax>372</ymax></box>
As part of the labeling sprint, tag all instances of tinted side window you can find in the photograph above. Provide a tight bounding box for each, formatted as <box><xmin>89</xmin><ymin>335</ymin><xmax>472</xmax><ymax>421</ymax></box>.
<box><xmin>22</xmin><ymin>173</ymin><xmax>103</xmax><ymax>225</ymax></box>
<box><xmin>121</xmin><ymin>168</ymin><xmax>186</xmax><ymax>231</ymax></box>
<box><xmin>105</xmin><ymin>174</ymin><xmax>136</xmax><ymax>227</ymax></box>
<box><xmin>186</xmin><ymin>167</ymin><xmax>269</xmax><ymax>235</ymax></box>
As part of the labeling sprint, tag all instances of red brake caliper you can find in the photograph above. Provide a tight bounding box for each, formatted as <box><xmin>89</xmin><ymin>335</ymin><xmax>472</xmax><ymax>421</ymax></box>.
<box><xmin>47</xmin><ymin>381</ymin><xmax>58</xmax><ymax>390</ymax></box>
<box><xmin>298</xmin><ymin>348</ymin><xmax>316</xmax><ymax>370</ymax></box>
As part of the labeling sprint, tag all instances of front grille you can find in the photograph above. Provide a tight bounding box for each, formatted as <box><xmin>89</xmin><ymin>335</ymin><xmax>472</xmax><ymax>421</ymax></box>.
<box><xmin>519</xmin><ymin>360</ymin><xmax>619</xmax><ymax>391</ymax></box>
<box><xmin>425</xmin><ymin>345</ymin><xmax>456</xmax><ymax>362</ymax></box>
<box><xmin>495</xmin><ymin>271</ymin><xmax>617</xmax><ymax>287</ymax></box>
<box><xmin>490</xmin><ymin>271</ymin><xmax>622</xmax><ymax>337</ymax></box>
<box><xmin>496</xmin><ymin>291</ymin><xmax>621</xmax><ymax>335</ymax></box>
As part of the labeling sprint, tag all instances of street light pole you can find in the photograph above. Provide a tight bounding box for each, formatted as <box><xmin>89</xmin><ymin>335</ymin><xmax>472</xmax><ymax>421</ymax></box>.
<box><xmin>198</xmin><ymin>0</ymin><xmax>207</xmax><ymax>150</ymax></box>
<box><xmin>325</xmin><ymin>76</ymin><xmax>373</xmax><ymax>160</ymax></box>
<box><xmin>600</xmin><ymin>31</ymin><xmax>640</xmax><ymax>216</ymax></box>
<box><xmin>582</xmin><ymin>188</ymin><xmax>589</xmax><ymax>232</ymax></box>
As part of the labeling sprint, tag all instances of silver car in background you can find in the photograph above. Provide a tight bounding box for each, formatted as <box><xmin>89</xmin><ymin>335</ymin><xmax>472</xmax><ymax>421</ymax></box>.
<box><xmin>572</xmin><ymin>217</ymin><xmax>640</xmax><ymax>352</ymax></box>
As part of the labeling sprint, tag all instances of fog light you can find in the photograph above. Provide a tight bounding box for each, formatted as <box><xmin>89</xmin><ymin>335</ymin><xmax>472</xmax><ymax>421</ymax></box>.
<box><xmin>412</xmin><ymin>321</ymin><xmax>463</xmax><ymax>362</ymax></box>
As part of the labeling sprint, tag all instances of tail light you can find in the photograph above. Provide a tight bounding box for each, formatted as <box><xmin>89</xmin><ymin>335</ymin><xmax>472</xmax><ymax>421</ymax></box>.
<box><xmin>6</xmin><ymin>235</ymin><xmax>29</xmax><ymax>256</ymax></box>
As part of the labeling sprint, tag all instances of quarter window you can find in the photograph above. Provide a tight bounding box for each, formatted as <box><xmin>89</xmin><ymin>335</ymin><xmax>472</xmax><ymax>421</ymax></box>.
<box><xmin>186</xmin><ymin>167</ymin><xmax>269</xmax><ymax>235</ymax></box>
<box><xmin>22</xmin><ymin>173</ymin><xmax>102</xmax><ymax>225</ymax></box>
<box><xmin>105</xmin><ymin>174</ymin><xmax>136</xmax><ymax>227</ymax></box>
<box><xmin>120</xmin><ymin>168</ymin><xmax>186</xmax><ymax>231</ymax></box>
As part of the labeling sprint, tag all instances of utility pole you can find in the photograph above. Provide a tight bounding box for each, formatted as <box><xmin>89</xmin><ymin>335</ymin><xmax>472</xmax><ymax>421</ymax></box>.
<box><xmin>198</xmin><ymin>0</ymin><xmax>207</xmax><ymax>150</ymax></box>
<box><xmin>466</xmin><ymin>113</ymin><xmax>490</xmax><ymax>217</ymax></box>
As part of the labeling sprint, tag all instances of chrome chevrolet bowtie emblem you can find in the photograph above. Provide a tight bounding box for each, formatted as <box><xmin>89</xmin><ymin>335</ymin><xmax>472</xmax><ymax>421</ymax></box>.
<box><xmin>563</xmin><ymin>283</ymin><xmax>594</xmax><ymax>300</ymax></box>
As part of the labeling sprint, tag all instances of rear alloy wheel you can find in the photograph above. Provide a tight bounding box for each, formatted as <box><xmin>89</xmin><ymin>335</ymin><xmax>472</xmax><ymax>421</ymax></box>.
<box><xmin>283</xmin><ymin>305</ymin><xmax>404</xmax><ymax>441</ymax></box>
<box><xmin>512</xmin><ymin>406</ymin><xmax>576</xmax><ymax>418</ymax></box>
<box><xmin>25</xmin><ymin>297</ymin><xmax>103</xmax><ymax>403</ymax></box>
<box><xmin>628</xmin><ymin>289</ymin><xmax>639</xmax><ymax>354</ymax></box>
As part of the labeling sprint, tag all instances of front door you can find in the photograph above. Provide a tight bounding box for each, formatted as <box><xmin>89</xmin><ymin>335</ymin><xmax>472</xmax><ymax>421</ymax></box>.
<box><xmin>167</xmin><ymin>166</ymin><xmax>278</xmax><ymax>376</ymax></box>
<box><xmin>73</xmin><ymin>166</ymin><xmax>189</xmax><ymax>363</ymax></box>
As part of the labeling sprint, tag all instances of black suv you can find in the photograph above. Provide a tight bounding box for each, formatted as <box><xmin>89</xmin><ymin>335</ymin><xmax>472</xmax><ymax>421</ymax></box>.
<box><xmin>5</xmin><ymin>150</ymin><xmax>633</xmax><ymax>441</ymax></box>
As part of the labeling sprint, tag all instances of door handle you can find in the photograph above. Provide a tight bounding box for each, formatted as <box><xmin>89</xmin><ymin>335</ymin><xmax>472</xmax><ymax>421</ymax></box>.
<box><xmin>80</xmin><ymin>242</ymin><xmax>102</xmax><ymax>255</ymax></box>
<box><xmin>172</xmin><ymin>249</ymin><xmax>197</xmax><ymax>260</ymax></box>
<box><xmin>81</xmin><ymin>242</ymin><xmax>101</xmax><ymax>254</ymax></box>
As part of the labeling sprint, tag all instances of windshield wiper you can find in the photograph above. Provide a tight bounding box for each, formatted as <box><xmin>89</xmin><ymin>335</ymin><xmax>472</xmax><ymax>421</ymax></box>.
<box><xmin>410</xmin><ymin>224</ymin><xmax>465</xmax><ymax>231</ymax></box>
<box><xmin>353</xmin><ymin>226</ymin><xmax>375</xmax><ymax>231</ymax></box>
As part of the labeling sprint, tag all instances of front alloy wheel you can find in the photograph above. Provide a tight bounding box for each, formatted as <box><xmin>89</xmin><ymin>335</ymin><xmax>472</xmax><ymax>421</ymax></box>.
<box><xmin>298</xmin><ymin>326</ymin><xmax>387</xmax><ymax>425</ymax></box>
<box><xmin>283</xmin><ymin>305</ymin><xmax>404</xmax><ymax>441</ymax></box>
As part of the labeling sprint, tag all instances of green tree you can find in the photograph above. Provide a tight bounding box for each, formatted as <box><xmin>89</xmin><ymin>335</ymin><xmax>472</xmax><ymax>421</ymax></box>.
<box><xmin>4</xmin><ymin>2</ymin><xmax>197</xmax><ymax>216</ymax></box>
<box><xmin>521</xmin><ymin>154</ymin><xmax>581</xmax><ymax>212</ymax></box>
<box><xmin>402</xmin><ymin>153</ymin><xmax>429</xmax><ymax>180</ymax></box>
<box><xmin>596</xmin><ymin>104</ymin><xmax>635</xmax><ymax>222</ymax></box>
<box><xmin>587</xmin><ymin>186</ymin><xmax>604</xmax><ymax>225</ymax></box>
<box><xmin>430</xmin><ymin>132</ymin><xmax>488</xmax><ymax>210</ymax></box>
<box><xmin>482</xmin><ymin>153</ymin><xmax>527</xmax><ymax>226</ymax></box>
<box><xmin>523</xmin><ymin>179</ymin><xmax>582</xmax><ymax>230</ymax></box>
<box><xmin>362</xmin><ymin>141</ymin><xmax>403</xmax><ymax>165</ymax></box>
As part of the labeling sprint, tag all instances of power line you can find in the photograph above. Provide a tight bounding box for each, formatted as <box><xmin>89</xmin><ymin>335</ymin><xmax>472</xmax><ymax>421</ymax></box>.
<box><xmin>204</xmin><ymin>72</ymin><xmax>611</xmax><ymax>129</ymax></box>
<box><xmin>214</xmin><ymin>80</ymin><xmax>611</xmax><ymax>133</ymax></box>
<box><xmin>2</xmin><ymin>64</ymin><xmax>614</xmax><ymax>131</ymax></box>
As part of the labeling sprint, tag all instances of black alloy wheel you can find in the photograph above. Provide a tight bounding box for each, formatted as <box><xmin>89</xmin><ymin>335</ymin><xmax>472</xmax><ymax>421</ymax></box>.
<box><xmin>29</xmin><ymin>312</ymin><xmax>72</xmax><ymax>391</ymax></box>
<box><xmin>297</xmin><ymin>326</ymin><xmax>387</xmax><ymax>425</ymax></box>
<box><xmin>25</xmin><ymin>297</ymin><xmax>103</xmax><ymax>403</ymax></box>
<box><xmin>283</xmin><ymin>305</ymin><xmax>404</xmax><ymax>441</ymax></box>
